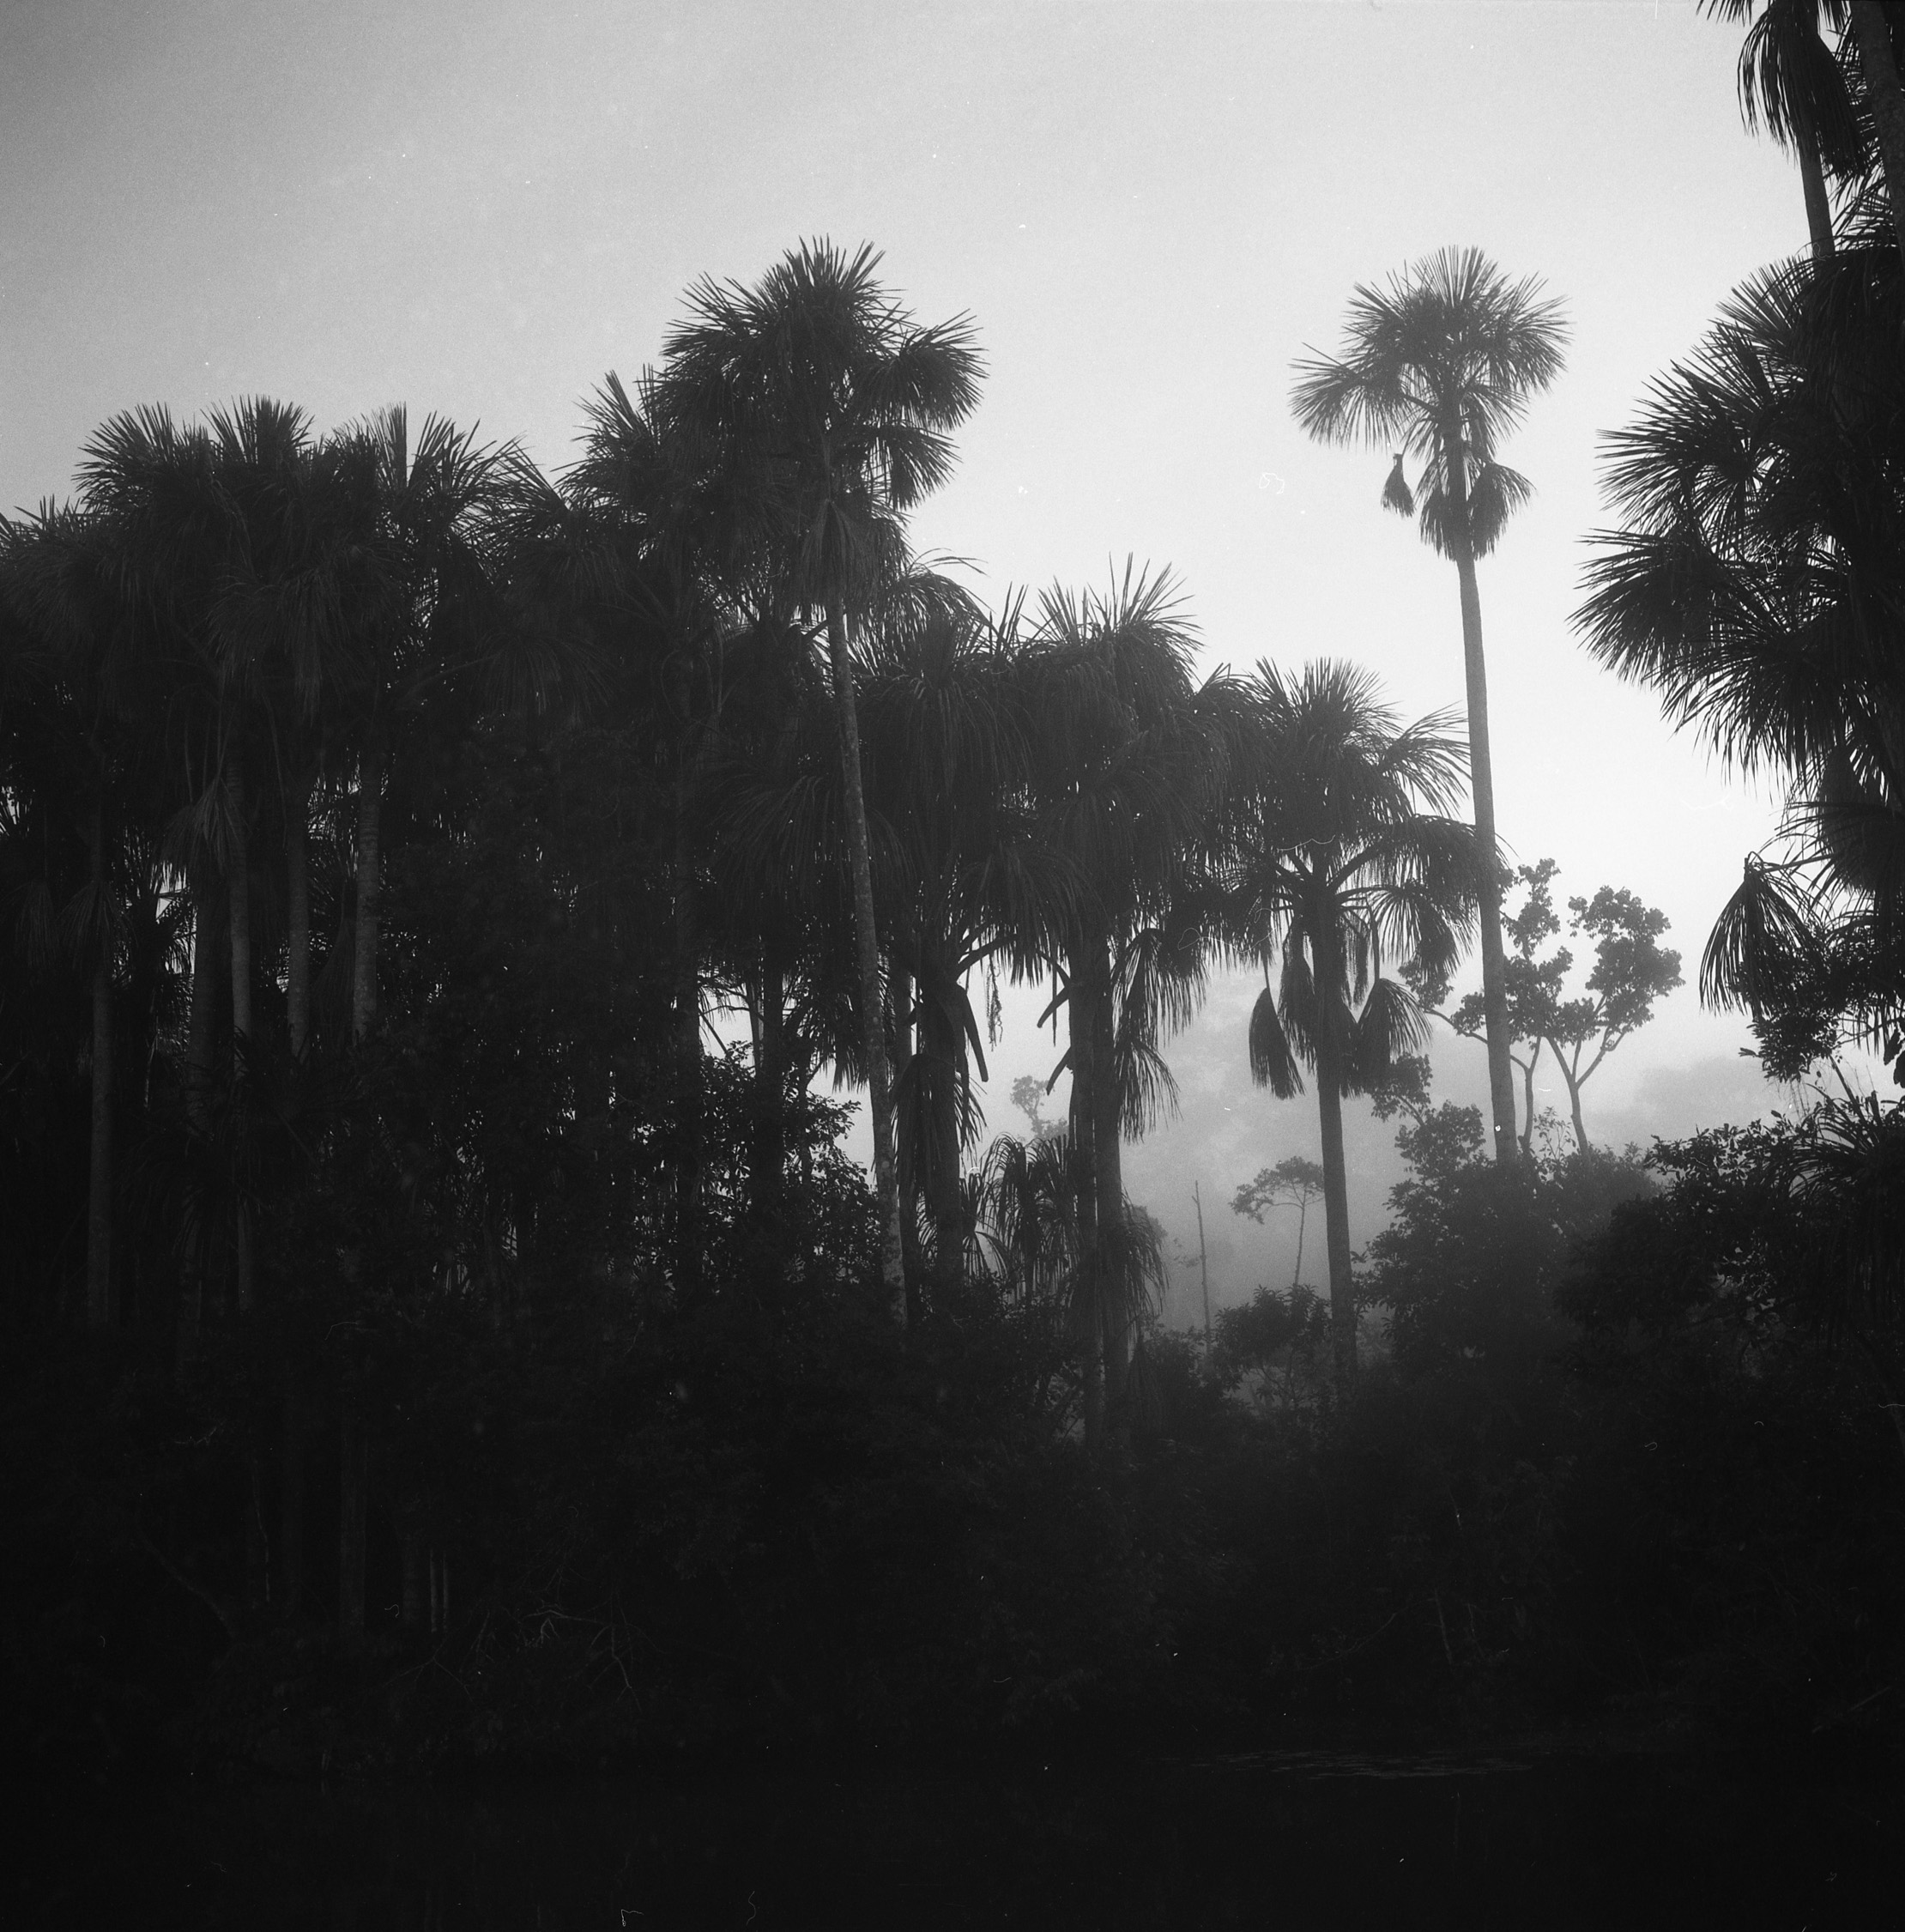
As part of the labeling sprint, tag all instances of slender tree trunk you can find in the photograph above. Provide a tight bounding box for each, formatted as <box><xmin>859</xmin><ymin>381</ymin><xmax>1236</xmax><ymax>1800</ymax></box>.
<box><xmin>1092</xmin><ymin>953</ymin><xmax>1131</xmax><ymax>1437</ymax></box>
<box><xmin>1311</xmin><ymin>934</ymin><xmax>1358</xmax><ymax>1395</ymax></box>
<box><xmin>86</xmin><ymin>802</ymin><xmax>113</xmax><ymax>1333</ymax></box>
<box><xmin>228</xmin><ymin>773</ymin><xmax>255</xmax><ymax>1316</ymax></box>
<box><xmin>227</xmin><ymin>768</ymin><xmax>252</xmax><ymax>1057</ymax></box>
<box><xmin>1851</xmin><ymin>2</ymin><xmax>1905</xmax><ymax>269</ymax></box>
<box><xmin>1559</xmin><ymin>1060</ymin><xmax>1591</xmax><ymax>1154</ymax></box>
<box><xmin>673</xmin><ymin>764</ymin><xmax>703</xmax><ymax>1295</ymax></box>
<box><xmin>287</xmin><ymin>769</ymin><xmax>313</xmax><ymax>1057</ymax></box>
<box><xmin>919</xmin><ymin>955</ymin><xmax>968</xmax><ymax>1300</ymax></box>
<box><xmin>186</xmin><ymin>887</ymin><xmax>216</xmax><ymax>1133</ymax></box>
<box><xmin>1793</xmin><ymin>94</ymin><xmax>1837</xmax><ymax>263</ymax></box>
<box><xmin>1446</xmin><ymin>451</ymin><xmax>1519</xmax><ymax>1164</ymax></box>
<box><xmin>892</xmin><ymin>966</ymin><xmax>926</xmax><ymax>1307</ymax></box>
<box><xmin>1519</xmin><ymin>1044</ymin><xmax>1541</xmax><ymax>1157</ymax></box>
<box><xmin>338</xmin><ymin>1374</ymin><xmax>367</xmax><ymax>1646</ymax></box>
<box><xmin>178</xmin><ymin>885</ymin><xmax>218</xmax><ymax>1369</ymax></box>
<box><xmin>751</xmin><ymin>945</ymin><xmax>787</xmax><ymax>1236</ymax></box>
<box><xmin>1194</xmin><ymin>1180</ymin><xmax>1211</xmax><ymax>1347</ymax></box>
<box><xmin>824</xmin><ymin>597</ymin><xmax>905</xmax><ymax>1319</ymax></box>
<box><xmin>351</xmin><ymin>739</ymin><xmax>384</xmax><ymax>1043</ymax></box>
<box><xmin>1067</xmin><ymin>953</ymin><xmax>1105</xmax><ymax>1452</ymax></box>
<box><xmin>928</xmin><ymin>1069</ymin><xmax>964</xmax><ymax>1297</ymax></box>
<box><xmin>281</xmin><ymin>1371</ymin><xmax>305</xmax><ymax>1618</ymax></box>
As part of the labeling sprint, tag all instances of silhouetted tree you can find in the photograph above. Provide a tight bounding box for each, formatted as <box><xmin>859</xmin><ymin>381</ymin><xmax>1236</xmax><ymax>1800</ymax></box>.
<box><xmin>1231</xmin><ymin>1154</ymin><xmax>1327</xmax><ymax>1289</ymax></box>
<box><xmin>1292</xmin><ymin>250</ymin><xmax>1569</xmax><ymax>1163</ymax></box>
<box><xmin>1225</xmin><ymin>660</ymin><xmax>1476</xmax><ymax>1391</ymax></box>
<box><xmin>660</xmin><ymin>240</ymin><xmax>985</xmax><ymax>1323</ymax></box>
<box><xmin>1704</xmin><ymin>1</ymin><xmax>1862</xmax><ymax>261</ymax></box>
<box><xmin>1577</xmin><ymin>262</ymin><xmax>1905</xmax><ymax>1076</ymax></box>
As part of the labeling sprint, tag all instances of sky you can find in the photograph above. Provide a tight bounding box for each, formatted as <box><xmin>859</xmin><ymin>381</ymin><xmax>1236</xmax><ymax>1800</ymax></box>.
<box><xmin>0</xmin><ymin>0</ymin><xmax>1848</xmax><ymax>1308</ymax></box>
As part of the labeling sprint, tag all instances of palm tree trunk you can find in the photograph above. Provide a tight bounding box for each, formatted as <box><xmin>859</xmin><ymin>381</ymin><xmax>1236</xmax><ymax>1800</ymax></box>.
<box><xmin>1067</xmin><ymin>952</ymin><xmax>1106</xmax><ymax>1452</ymax></box>
<box><xmin>227</xmin><ymin>769</ymin><xmax>252</xmax><ymax>1055</ymax></box>
<box><xmin>1311</xmin><ymin>936</ymin><xmax>1358</xmax><ymax>1394</ymax></box>
<box><xmin>186</xmin><ymin>887</ymin><xmax>216</xmax><ymax>1133</ymax></box>
<box><xmin>751</xmin><ymin>944</ymin><xmax>787</xmax><ymax>1235</ymax></box>
<box><xmin>892</xmin><ymin>966</ymin><xmax>926</xmax><ymax>1305</ymax></box>
<box><xmin>1092</xmin><ymin>956</ymin><xmax>1130</xmax><ymax>1434</ymax></box>
<box><xmin>86</xmin><ymin>802</ymin><xmax>113</xmax><ymax>1333</ymax></box>
<box><xmin>1851</xmin><ymin>2</ymin><xmax>1905</xmax><ymax>268</ymax></box>
<box><xmin>1792</xmin><ymin>88</ymin><xmax>1837</xmax><ymax>263</ymax></box>
<box><xmin>674</xmin><ymin>764</ymin><xmax>703</xmax><ymax>1295</ymax></box>
<box><xmin>179</xmin><ymin>882</ymin><xmax>218</xmax><ymax>1366</ymax></box>
<box><xmin>227</xmin><ymin>769</ymin><xmax>255</xmax><ymax>1316</ymax></box>
<box><xmin>1448</xmin><ymin>500</ymin><xmax>1520</xmax><ymax>1164</ymax></box>
<box><xmin>919</xmin><ymin>956</ymin><xmax>967</xmax><ymax>1300</ymax></box>
<box><xmin>824</xmin><ymin>597</ymin><xmax>906</xmax><ymax>1320</ymax></box>
<box><xmin>351</xmin><ymin>739</ymin><xmax>384</xmax><ymax>1043</ymax></box>
<box><xmin>928</xmin><ymin>1058</ymin><xmax>964</xmax><ymax>1298</ymax></box>
<box><xmin>286</xmin><ymin>769</ymin><xmax>313</xmax><ymax>1057</ymax></box>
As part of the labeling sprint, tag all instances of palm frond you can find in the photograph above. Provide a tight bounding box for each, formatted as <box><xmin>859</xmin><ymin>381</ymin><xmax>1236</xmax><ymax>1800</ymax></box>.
<box><xmin>1249</xmin><ymin>983</ymin><xmax>1304</xmax><ymax>1098</ymax></box>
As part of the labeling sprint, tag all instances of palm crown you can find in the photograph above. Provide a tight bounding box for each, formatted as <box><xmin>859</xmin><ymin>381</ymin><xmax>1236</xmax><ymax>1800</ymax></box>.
<box><xmin>1233</xmin><ymin>661</ymin><xmax>1475</xmax><ymax>1099</ymax></box>
<box><xmin>660</xmin><ymin>240</ymin><xmax>984</xmax><ymax>609</ymax></box>
<box><xmin>1291</xmin><ymin>246</ymin><xmax>1568</xmax><ymax>560</ymax></box>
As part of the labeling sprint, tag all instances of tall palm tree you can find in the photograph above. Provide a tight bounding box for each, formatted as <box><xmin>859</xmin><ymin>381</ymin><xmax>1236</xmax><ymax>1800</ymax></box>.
<box><xmin>505</xmin><ymin>368</ymin><xmax>732</xmax><ymax>1292</ymax></box>
<box><xmin>1</xmin><ymin>504</ymin><xmax>150</xmax><ymax>1329</ymax></box>
<box><xmin>857</xmin><ymin>587</ymin><xmax>1077</xmax><ymax>1302</ymax></box>
<box><xmin>81</xmin><ymin>397</ymin><xmax>343</xmax><ymax>1312</ymax></box>
<box><xmin>698</xmin><ymin>611</ymin><xmax>849</xmax><ymax>1247</ymax></box>
<box><xmin>328</xmin><ymin>406</ymin><xmax>504</xmax><ymax>1045</ymax></box>
<box><xmin>1019</xmin><ymin>566</ymin><xmax>1233</xmax><ymax>1442</ymax></box>
<box><xmin>659</xmin><ymin>239</ymin><xmax>984</xmax><ymax>1322</ymax></box>
<box><xmin>1226</xmin><ymin>661</ymin><xmax>1475</xmax><ymax>1391</ymax></box>
<box><xmin>1291</xmin><ymin>248</ymin><xmax>1569</xmax><ymax>1165</ymax></box>
<box><xmin>1705</xmin><ymin>2</ymin><xmax>1862</xmax><ymax>262</ymax></box>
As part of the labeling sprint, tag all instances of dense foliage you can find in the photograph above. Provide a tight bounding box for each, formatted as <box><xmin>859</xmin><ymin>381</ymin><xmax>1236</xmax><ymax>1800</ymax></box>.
<box><xmin>10</xmin><ymin>42</ymin><xmax>1905</xmax><ymax>1779</ymax></box>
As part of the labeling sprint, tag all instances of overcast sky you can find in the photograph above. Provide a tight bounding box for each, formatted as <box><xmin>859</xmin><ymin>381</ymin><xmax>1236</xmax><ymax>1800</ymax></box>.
<box><xmin>0</xmin><ymin>0</ymin><xmax>1840</xmax><ymax>1304</ymax></box>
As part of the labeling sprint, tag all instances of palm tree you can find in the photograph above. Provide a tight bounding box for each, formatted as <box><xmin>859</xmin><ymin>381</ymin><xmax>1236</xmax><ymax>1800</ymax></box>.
<box><xmin>1576</xmin><ymin>261</ymin><xmax>1905</xmax><ymax>1073</ymax></box>
<box><xmin>1226</xmin><ymin>660</ymin><xmax>1476</xmax><ymax>1391</ymax></box>
<box><xmin>698</xmin><ymin>612</ymin><xmax>850</xmax><ymax>1249</ymax></box>
<box><xmin>327</xmin><ymin>407</ymin><xmax>504</xmax><ymax>1046</ymax></box>
<box><xmin>1848</xmin><ymin>3</ymin><xmax>1905</xmax><ymax>266</ymax></box>
<box><xmin>1705</xmin><ymin>2</ymin><xmax>1862</xmax><ymax>262</ymax></box>
<box><xmin>1291</xmin><ymin>249</ymin><xmax>1569</xmax><ymax>1165</ymax></box>
<box><xmin>505</xmin><ymin>368</ymin><xmax>734</xmax><ymax>1292</ymax></box>
<box><xmin>857</xmin><ymin>587</ymin><xmax>1079</xmax><ymax>1303</ymax></box>
<box><xmin>1018</xmin><ymin>566</ymin><xmax>1236</xmax><ymax>1443</ymax></box>
<box><xmin>1</xmin><ymin>505</ymin><xmax>148</xmax><ymax>1329</ymax></box>
<box><xmin>80</xmin><ymin>398</ymin><xmax>343</xmax><ymax>1313</ymax></box>
<box><xmin>659</xmin><ymin>239</ymin><xmax>984</xmax><ymax>1322</ymax></box>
